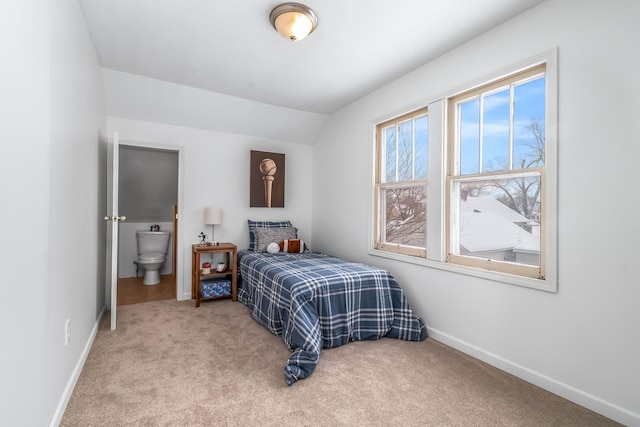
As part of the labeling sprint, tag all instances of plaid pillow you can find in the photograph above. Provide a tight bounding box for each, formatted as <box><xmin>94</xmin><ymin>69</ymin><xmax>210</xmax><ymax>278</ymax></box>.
<box><xmin>247</xmin><ymin>220</ymin><xmax>292</xmax><ymax>251</ymax></box>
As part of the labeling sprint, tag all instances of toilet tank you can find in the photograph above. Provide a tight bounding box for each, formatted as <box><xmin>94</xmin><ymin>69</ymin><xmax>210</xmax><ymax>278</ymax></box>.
<box><xmin>136</xmin><ymin>231</ymin><xmax>171</xmax><ymax>255</ymax></box>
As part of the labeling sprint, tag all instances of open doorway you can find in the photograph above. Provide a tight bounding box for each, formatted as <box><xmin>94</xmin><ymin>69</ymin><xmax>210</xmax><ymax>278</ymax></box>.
<box><xmin>116</xmin><ymin>144</ymin><xmax>179</xmax><ymax>306</ymax></box>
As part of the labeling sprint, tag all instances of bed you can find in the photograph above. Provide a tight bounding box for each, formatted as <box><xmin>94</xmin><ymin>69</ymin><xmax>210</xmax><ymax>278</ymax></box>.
<box><xmin>237</xmin><ymin>248</ymin><xmax>428</xmax><ymax>385</ymax></box>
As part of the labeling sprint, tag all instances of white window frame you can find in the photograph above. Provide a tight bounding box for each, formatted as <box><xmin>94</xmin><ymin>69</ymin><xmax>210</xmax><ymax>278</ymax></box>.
<box><xmin>447</xmin><ymin>64</ymin><xmax>546</xmax><ymax>280</ymax></box>
<box><xmin>373</xmin><ymin>107</ymin><xmax>429</xmax><ymax>258</ymax></box>
<box><xmin>370</xmin><ymin>48</ymin><xmax>558</xmax><ymax>292</ymax></box>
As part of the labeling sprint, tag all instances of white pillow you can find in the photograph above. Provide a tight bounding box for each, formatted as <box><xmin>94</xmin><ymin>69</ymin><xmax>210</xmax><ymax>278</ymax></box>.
<box><xmin>267</xmin><ymin>242</ymin><xmax>280</xmax><ymax>253</ymax></box>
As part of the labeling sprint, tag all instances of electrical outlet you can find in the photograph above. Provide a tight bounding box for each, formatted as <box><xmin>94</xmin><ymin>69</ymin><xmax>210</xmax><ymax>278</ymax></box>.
<box><xmin>65</xmin><ymin>319</ymin><xmax>71</xmax><ymax>346</ymax></box>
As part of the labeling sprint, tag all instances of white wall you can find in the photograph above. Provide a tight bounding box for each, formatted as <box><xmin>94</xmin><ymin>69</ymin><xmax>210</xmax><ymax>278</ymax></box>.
<box><xmin>103</xmin><ymin>69</ymin><xmax>327</xmax><ymax>145</ymax></box>
<box><xmin>0</xmin><ymin>1</ymin><xmax>50</xmax><ymax>425</ymax></box>
<box><xmin>107</xmin><ymin>117</ymin><xmax>313</xmax><ymax>301</ymax></box>
<box><xmin>312</xmin><ymin>0</ymin><xmax>640</xmax><ymax>425</ymax></box>
<box><xmin>47</xmin><ymin>0</ymin><xmax>107</xmax><ymax>425</ymax></box>
<box><xmin>0</xmin><ymin>0</ymin><xmax>106</xmax><ymax>426</ymax></box>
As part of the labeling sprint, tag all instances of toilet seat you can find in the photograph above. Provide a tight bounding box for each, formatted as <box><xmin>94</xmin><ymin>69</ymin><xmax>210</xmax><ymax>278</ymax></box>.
<box><xmin>139</xmin><ymin>252</ymin><xmax>166</xmax><ymax>263</ymax></box>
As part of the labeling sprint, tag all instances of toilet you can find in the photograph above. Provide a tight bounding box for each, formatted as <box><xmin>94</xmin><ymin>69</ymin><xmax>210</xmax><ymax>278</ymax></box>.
<box><xmin>136</xmin><ymin>230</ymin><xmax>171</xmax><ymax>285</ymax></box>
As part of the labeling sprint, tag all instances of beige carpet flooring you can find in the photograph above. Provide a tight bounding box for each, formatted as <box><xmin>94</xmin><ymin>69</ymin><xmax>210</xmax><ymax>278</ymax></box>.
<box><xmin>61</xmin><ymin>299</ymin><xmax>618</xmax><ymax>426</ymax></box>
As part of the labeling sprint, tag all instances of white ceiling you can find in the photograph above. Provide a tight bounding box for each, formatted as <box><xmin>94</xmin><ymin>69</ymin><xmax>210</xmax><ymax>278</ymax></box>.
<box><xmin>79</xmin><ymin>0</ymin><xmax>545</xmax><ymax>115</ymax></box>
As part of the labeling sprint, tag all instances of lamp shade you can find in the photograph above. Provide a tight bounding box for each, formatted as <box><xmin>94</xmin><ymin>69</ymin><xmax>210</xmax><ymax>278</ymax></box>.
<box><xmin>270</xmin><ymin>3</ymin><xmax>318</xmax><ymax>42</ymax></box>
<box><xmin>204</xmin><ymin>207</ymin><xmax>222</xmax><ymax>225</ymax></box>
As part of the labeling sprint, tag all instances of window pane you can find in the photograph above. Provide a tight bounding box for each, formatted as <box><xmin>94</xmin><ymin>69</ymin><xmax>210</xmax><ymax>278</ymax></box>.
<box><xmin>482</xmin><ymin>89</ymin><xmax>510</xmax><ymax>172</ymax></box>
<box><xmin>514</xmin><ymin>76</ymin><xmax>545</xmax><ymax>169</ymax></box>
<box><xmin>454</xmin><ymin>175</ymin><xmax>541</xmax><ymax>267</ymax></box>
<box><xmin>376</xmin><ymin>107</ymin><xmax>429</xmax><ymax>257</ymax></box>
<box><xmin>459</xmin><ymin>98</ymin><xmax>480</xmax><ymax>175</ymax></box>
<box><xmin>383</xmin><ymin>185</ymin><xmax>426</xmax><ymax>247</ymax></box>
<box><xmin>384</xmin><ymin>126</ymin><xmax>396</xmax><ymax>182</ymax></box>
<box><xmin>397</xmin><ymin>120</ymin><xmax>413</xmax><ymax>181</ymax></box>
<box><xmin>415</xmin><ymin>115</ymin><xmax>428</xmax><ymax>179</ymax></box>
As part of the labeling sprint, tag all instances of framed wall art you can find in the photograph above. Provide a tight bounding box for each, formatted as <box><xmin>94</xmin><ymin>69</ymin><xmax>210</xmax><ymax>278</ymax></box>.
<box><xmin>250</xmin><ymin>150</ymin><xmax>285</xmax><ymax>208</ymax></box>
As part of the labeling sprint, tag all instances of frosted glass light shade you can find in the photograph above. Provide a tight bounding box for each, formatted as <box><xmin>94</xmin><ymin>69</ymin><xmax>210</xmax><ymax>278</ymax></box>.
<box><xmin>204</xmin><ymin>206</ymin><xmax>222</xmax><ymax>225</ymax></box>
<box><xmin>270</xmin><ymin>3</ymin><xmax>318</xmax><ymax>42</ymax></box>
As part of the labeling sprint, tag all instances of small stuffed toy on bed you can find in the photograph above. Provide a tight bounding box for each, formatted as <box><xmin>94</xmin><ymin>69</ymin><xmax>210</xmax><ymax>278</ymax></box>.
<box><xmin>267</xmin><ymin>242</ymin><xmax>280</xmax><ymax>253</ymax></box>
<box><xmin>279</xmin><ymin>239</ymin><xmax>306</xmax><ymax>253</ymax></box>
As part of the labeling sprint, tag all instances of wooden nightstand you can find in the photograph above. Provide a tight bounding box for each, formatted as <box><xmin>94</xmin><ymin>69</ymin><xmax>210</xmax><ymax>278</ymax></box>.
<box><xmin>191</xmin><ymin>243</ymin><xmax>237</xmax><ymax>308</ymax></box>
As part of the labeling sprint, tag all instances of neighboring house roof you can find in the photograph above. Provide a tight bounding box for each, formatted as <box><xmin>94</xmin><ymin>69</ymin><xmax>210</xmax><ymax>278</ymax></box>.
<box><xmin>459</xmin><ymin>197</ymin><xmax>540</xmax><ymax>254</ymax></box>
<box><xmin>460</xmin><ymin>196</ymin><xmax>531</xmax><ymax>223</ymax></box>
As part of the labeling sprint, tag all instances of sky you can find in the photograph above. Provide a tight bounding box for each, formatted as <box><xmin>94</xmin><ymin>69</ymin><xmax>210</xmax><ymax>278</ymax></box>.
<box><xmin>460</xmin><ymin>75</ymin><xmax>545</xmax><ymax>175</ymax></box>
<box><xmin>383</xmin><ymin>75</ymin><xmax>544</xmax><ymax>183</ymax></box>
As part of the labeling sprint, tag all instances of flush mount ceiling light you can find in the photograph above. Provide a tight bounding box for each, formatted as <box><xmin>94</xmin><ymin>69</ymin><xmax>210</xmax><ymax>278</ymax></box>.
<box><xmin>269</xmin><ymin>3</ymin><xmax>318</xmax><ymax>42</ymax></box>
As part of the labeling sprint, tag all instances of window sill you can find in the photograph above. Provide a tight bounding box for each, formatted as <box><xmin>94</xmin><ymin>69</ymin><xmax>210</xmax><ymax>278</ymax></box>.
<box><xmin>368</xmin><ymin>248</ymin><xmax>557</xmax><ymax>293</ymax></box>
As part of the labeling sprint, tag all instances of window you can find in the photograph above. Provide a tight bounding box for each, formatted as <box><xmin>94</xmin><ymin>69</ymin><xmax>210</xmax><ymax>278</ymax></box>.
<box><xmin>372</xmin><ymin>50</ymin><xmax>557</xmax><ymax>291</ymax></box>
<box><xmin>374</xmin><ymin>107</ymin><xmax>428</xmax><ymax>257</ymax></box>
<box><xmin>448</xmin><ymin>65</ymin><xmax>546</xmax><ymax>279</ymax></box>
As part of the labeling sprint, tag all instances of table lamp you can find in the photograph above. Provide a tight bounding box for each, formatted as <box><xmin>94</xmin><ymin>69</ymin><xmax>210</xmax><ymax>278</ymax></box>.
<box><xmin>204</xmin><ymin>206</ymin><xmax>222</xmax><ymax>245</ymax></box>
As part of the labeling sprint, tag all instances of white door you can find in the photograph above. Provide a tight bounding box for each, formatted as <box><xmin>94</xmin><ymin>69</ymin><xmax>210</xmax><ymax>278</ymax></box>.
<box><xmin>105</xmin><ymin>131</ymin><xmax>125</xmax><ymax>330</ymax></box>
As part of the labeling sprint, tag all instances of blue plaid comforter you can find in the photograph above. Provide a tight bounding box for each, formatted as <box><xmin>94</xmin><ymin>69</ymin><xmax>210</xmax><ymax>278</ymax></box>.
<box><xmin>237</xmin><ymin>250</ymin><xmax>427</xmax><ymax>385</ymax></box>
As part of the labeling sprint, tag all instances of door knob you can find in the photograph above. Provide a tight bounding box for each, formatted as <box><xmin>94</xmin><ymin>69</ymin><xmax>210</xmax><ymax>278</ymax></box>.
<box><xmin>104</xmin><ymin>215</ymin><xmax>127</xmax><ymax>222</ymax></box>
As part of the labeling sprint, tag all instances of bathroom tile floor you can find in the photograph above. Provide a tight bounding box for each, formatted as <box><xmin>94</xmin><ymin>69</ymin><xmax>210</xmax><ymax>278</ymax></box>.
<box><xmin>117</xmin><ymin>274</ymin><xmax>176</xmax><ymax>306</ymax></box>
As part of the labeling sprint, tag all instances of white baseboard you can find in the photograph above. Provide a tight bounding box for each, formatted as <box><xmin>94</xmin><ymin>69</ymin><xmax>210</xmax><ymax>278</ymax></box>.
<box><xmin>49</xmin><ymin>307</ymin><xmax>106</xmax><ymax>427</ymax></box>
<box><xmin>427</xmin><ymin>327</ymin><xmax>639</xmax><ymax>427</ymax></box>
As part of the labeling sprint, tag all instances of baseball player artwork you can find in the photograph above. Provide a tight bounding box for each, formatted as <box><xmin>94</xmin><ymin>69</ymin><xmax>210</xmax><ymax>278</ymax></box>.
<box><xmin>250</xmin><ymin>150</ymin><xmax>285</xmax><ymax>208</ymax></box>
